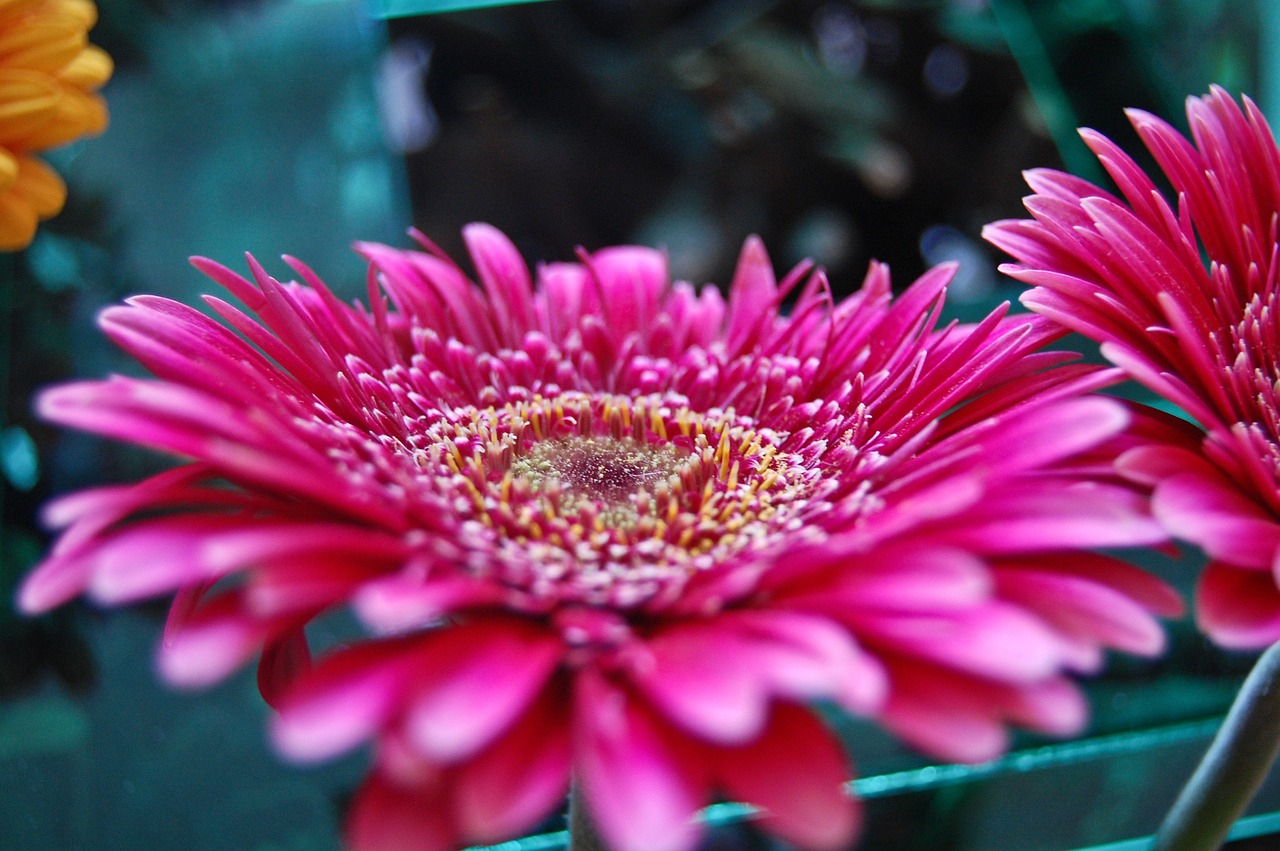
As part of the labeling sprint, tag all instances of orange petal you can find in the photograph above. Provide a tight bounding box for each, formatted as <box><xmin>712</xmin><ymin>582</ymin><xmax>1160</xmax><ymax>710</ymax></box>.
<box><xmin>0</xmin><ymin>69</ymin><xmax>58</xmax><ymax>142</ymax></box>
<box><xmin>13</xmin><ymin>153</ymin><xmax>64</xmax><ymax>216</ymax></box>
<box><xmin>0</xmin><ymin>0</ymin><xmax>46</xmax><ymax>29</ymax></box>
<box><xmin>0</xmin><ymin>19</ymin><xmax>86</xmax><ymax>74</ymax></box>
<box><xmin>54</xmin><ymin>0</ymin><xmax>97</xmax><ymax>30</ymax></box>
<box><xmin>9</xmin><ymin>85</ymin><xmax>104</xmax><ymax>148</ymax></box>
<box><xmin>0</xmin><ymin>146</ymin><xmax>18</xmax><ymax>190</ymax></box>
<box><xmin>0</xmin><ymin>186</ymin><xmax>38</xmax><ymax>250</ymax></box>
<box><xmin>58</xmin><ymin>43</ymin><xmax>111</xmax><ymax>89</ymax></box>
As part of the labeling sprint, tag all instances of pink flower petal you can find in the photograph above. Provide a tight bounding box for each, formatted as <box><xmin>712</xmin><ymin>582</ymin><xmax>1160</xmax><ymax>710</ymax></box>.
<box><xmin>257</xmin><ymin>628</ymin><xmax>312</xmax><ymax>710</ymax></box>
<box><xmin>786</xmin><ymin>544</ymin><xmax>992</xmax><ymax>613</ymax></box>
<box><xmin>724</xmin><ymin>235</ymin><xmax>778</xmax><ymax>353</ymax></box>
<box><xmin>272</xmin><ymin>638</ymin><xmax>423</xmax><ymax>762</ymax></box>
<box><xmin>738</xmin><ymin>611</ymin><xmax>887</xmax><ymax>715</ymax></box>
<box><xmin>78</xmin><ymin>517</ymin><xmax>405</xmax><ymax>605</ymax></box>
<box><xmin>38</xmin><ymin>466</ymin><xmax>261</xmax><ymax>564</ymax></box>
<box><xmin>854</xmin><ymin>602</ymin><xmax>1066</xmax><ymax>683</ymax></box>
<box><xmin>1099</xmin><ymin>341</ymin><xmax>1221</xmax><ymax>428</ymax></box>
<box><xmin>1154</xmin><ymin>471</ymin><xmax>1280</xmax><ymax>568</ymax></box>
<box><xmin>246</xmin><ymin>556</ymin><xmax>388</xmax><ymax>618</ymax></box>
<box><xmin>1003</xmin><ymin>677</ymin><xmax>1088</xmax><ymax>736</ymax></box>
<box><xmin>536</xmin><ymin>261</ymin><xmax>592</xmax><ymax>341</ymax></box>
<box><xmin>403</xmin><ymin>617</ymin><xmax>562</xmax><ymax>763</ymax></box>
<box><xmin>587</xmin><ymin>245</ymin><xmax>669</xmax><ymax>344</ymax></box>
<box><xmin>453</xmin><ymin>688</ymin><xmax>572</xmax><ymax>845</ymax></box>
<box><xmin>881</xmin><ymin>678</ymin><xmax>1009</xmax><ymax>764</ymax></box>
<box><xmin>359</xmin><ymin>241</ymin><xmax>496</xmax><ymax>348</ymax></box>
<box><xmin>939</xmin><ymin>482</ymin><xmax>1168</xmax><ymax>553</ymax></box>
<box><xmin>39</xmin><ymin>377</ymin><xmax>278</xmax><ymax>457</ymax></box>
<box><xmin>995</xmin><ymin>568</ymin><xmax>1167</xmax><ymax>656</ymax></box>
<box><xmin>1197</xmin><ymin>561</ymin><xmax>1280</xmax><ymax>648</ymax></box>
<box><xmin>715</xmin><ymin>702</ymin><xmax>860</xmax><ymax>851</ymax></box>
<box><xmin>15</xmin><ymin>549</ymin><xmax>91</xmax><ymax>614</ymax></box>
<box><xmin>885</xmin><ymin>658</ymin><xmax>1085</xmax><ymax>761</ymax></box>
<box><xmin>1006</xmin><ymin>551</ymin><xmax>1184</xmax><ymax>618</ymax></box>
<box><xmin>574</xmin><ymin>670</ymin><xmax>706</xmax><ymax>851</ymax></box>
<box><xmin>100</xmin><ymin>298</ymin><xmax>297</xmax><ymax>406</ymax></box>
<box><xmin>38</xmin><ymin>378</ymin><xmax>390</xmax><ymax>523</ymax></box>
<box><xmin>347</xmin><ymin>770</ymin><xmax>454</xmax><ymax>851</ymax></box>
<box><xmin>970</xmin><ymin>397</ymin><xmax>1129</xmax><ymax>473</ymax></box>
<box><xmin>352</xmin><ymin>572</ymin><xmax>506</xmax><ymax>634</ymax></box>
<box><xmin>635</xmin><ymin>610</ymin><xmax>883</xmax><ymax>745</ymax></box>
<box><xmin>463</xmin><ymin>222</ymin><xmax>535</xmax><ymax>345</ymax></box>
<box><xmin>1117</xmin><ymin>443</ymin><xmax>1217</xmax><ymax>486</ymax></box>
<box><xmin>632</xmin><ymin>624</ymin><xmax>764</xmax><ymax>744</ymax></box>
<box><xmin>156</xmin><ymin>588</ymin><xmax>274</xmax><ymax>688</ymax></box>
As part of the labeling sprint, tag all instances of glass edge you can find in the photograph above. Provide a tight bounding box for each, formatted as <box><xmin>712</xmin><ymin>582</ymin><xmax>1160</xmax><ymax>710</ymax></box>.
<box><xmin>364</xmin><ymin>0</ymin><xmax>555</xmax><ymax>21</ymax></box>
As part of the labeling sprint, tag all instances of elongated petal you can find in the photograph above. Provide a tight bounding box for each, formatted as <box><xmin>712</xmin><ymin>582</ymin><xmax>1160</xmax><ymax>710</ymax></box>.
<box><xmin>257</xmin><ymin>628</ymin><xmax>312</xmax><ymax>710</ymax></box>
<box><xmin>1197</xmin><ymin>561</ymin><xmax>1280</xmax><ymax>648</ymax></box>
<box><xmin>880</xmin><ymin>669</ymin><xmax>1010</xmax><ymax>764</ymax></box>
<box><xmin>347</xmin><ymin>771</ymin><xmax>454</xmax><ymax>851</ymax></box>
<box><xmin>783</xmin><ymin>544</ymin><xmax>992</xmax><ymax>613</ymax></box>
<box><xmin>587</xmin><ymin>245</ymin><xmax>668</xmax><ymax>345</ymax></box>
<box><xmin>637</xmin><ymin>610</ymin><xmax>883</xmax><ymax>744</ymax></box>
<box><xmin>1155</xmin><ymin>471</ymin><xmax>1280</xmax><ymax>568</ymax></box>
<box><xmin>272</xmin><ymin>638</ymin><xmax>423</xmax><ymax>762</ymax></box>
<box><xmin>939</xmin><ymin>483</ymin><xmax>1167</xmax><ymax>553</ymax></box>
<box><xmin>157</xmin><ymin>587</ymin><xmax>287</xmax><ymax>687</ymax></box>
<box><xmin>715</xmin><ymin>703</ymin><xmax>859</xmax><ymax>851</ymax></box>
<box><xmin>78</xmin><ymin>517</ymin><xmax>404</xmax><ymax>604</ymax></box>
<box><xmin>453</xmin><ymin>687</ymin><xmax>572</xmax><ymax>844</ymax></box>
<box><xmin>574</xmin><ymin>671</ymin><xmax>706</xmax><ymax>851</ymax></box>
<box><xmin>724</xmin><ymin>236</ymin><xmax>778</xmax><ymax>353</ymax></box>
<box><xmin>404</xmin><ymin>617</ymin><xmax>562</xmax><ymax>762</ymax></box>
<box><xmin>854</xmin><ymin>603</ymin><xmax>1067</xmax><ymax>683</ymax></box>
<box><xmin>352</xmin><ymin>573</ymin><xmax>507</xmax><ymax>633</ymax></box>
<box><xmin>995</xmin><ymin>569</ymin><xmax>1166</xmax><ymax>656</ymax></box>
<box><xmin>464</xmin><ymin>222</ymin><xmax>533</xmax><ymax>345</ymax></box>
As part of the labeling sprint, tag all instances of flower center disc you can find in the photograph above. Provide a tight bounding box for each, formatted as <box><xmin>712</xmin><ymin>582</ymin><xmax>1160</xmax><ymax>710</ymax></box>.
<box><xmin>416</xmin><ymin>392</ymin><xmax>826</xmax><ymax>609</ymax></box>
<box><xmin>510</xmin><ymin>436</ymin><xmax>682</xmax><ymax>523</ymax></box>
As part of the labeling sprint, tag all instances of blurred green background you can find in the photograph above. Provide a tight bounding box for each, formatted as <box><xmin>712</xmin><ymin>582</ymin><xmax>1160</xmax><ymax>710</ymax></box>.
<box><xmin>0</xmin><ymin>1</ymin><xmax>1276</xmax><ymax>849</ymax></box>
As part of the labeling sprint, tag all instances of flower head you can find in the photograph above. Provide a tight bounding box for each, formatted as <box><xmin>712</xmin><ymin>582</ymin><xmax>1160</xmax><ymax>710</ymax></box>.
<box><xmin>0</xmin><ymin>0</ymin><xmax>111</xmax><ymax>250</ymax></box>
<box><xmin>20</xmin><ymin>225</ymin><xmax>1179</xmax><ymax>850</ymax></box>
<box><xmin>985</xmin><ymin>86</ymin><xmax>1280</xmax><ymax>649</ymax></box>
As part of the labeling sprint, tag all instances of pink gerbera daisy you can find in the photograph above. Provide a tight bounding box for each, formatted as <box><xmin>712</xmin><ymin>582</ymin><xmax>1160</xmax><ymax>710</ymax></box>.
<box><xmin>986</xmin><ymin>86</ymin><xmax>1280</xmax><ymax>650</ymax></box>
<box><xmin>19</xmin><ymin>225</ymin><xmax>1180</xmax><ymax>851</ymax></box>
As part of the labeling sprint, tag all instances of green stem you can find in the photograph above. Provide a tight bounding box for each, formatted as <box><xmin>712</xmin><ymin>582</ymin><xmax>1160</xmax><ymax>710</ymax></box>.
<box><xmin>568</xmin><ymin>783</ymin><xmax>608</xmax><ymax>851</ymax></box>
<box><xmin>1154</xmin><ymin>640</ymin><xmax>1280</xmax><ymax>851</ymax></box>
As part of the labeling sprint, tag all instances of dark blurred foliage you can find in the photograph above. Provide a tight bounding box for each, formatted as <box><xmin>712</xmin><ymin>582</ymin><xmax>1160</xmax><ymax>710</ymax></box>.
<box><xmin>389</xmin><ymin>0</ymin><xmax>1260</xmax><ymax>301</ymax></box>
<box><xmin>393</xmin><ymin>0</ymin><xmax>1051</xmax><ymax>293</ymax></box>
<box><xmin>0</xmin><ymin>182</ymin><xmax>130</xmax><ymax>700</ymax></box>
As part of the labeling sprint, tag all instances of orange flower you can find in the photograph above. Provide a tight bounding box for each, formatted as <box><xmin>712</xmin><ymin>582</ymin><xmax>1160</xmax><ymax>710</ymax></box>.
<box><xmin>0</xmin><ymin>0</ymin><xmax>110</xmax><ymax>251</ymax></box>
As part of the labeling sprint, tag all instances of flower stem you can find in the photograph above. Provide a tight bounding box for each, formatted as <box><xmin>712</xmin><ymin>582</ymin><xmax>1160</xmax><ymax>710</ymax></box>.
<box><xmin>1154</xmin><ymin>640</ymin><xmax>1280</xmax><ymax>851</ymax></box>
<box><xmin>569</xmin><ymin>784</ymin><xmax>608</xmax><ymax>851</ymax></box>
